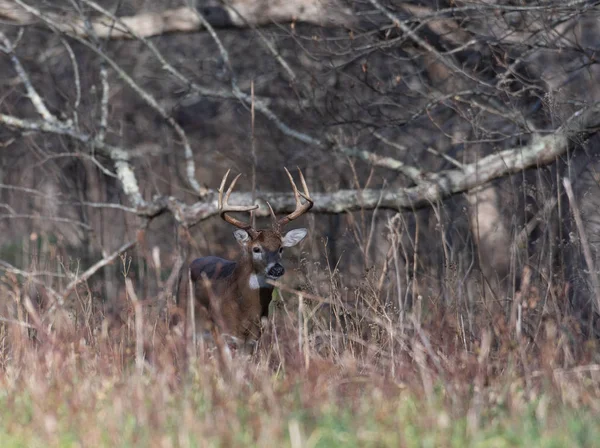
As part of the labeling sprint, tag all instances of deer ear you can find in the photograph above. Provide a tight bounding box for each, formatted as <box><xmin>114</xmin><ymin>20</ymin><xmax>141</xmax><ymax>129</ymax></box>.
<box><xmin>282</xmin><ymin>228</ymin><xmax>307</xmax><ymax>247</ymax></box>
<box><xmin>233</xmin><ymin>229</ymin><xmax>251</xmax><ymax>244</ymax></box>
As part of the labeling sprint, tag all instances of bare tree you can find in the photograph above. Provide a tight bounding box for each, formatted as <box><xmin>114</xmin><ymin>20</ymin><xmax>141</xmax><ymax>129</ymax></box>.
<box><xmin>0</xmin><ymin>0</ymin><xmax>599</xmax><ymax>335</ymax></box>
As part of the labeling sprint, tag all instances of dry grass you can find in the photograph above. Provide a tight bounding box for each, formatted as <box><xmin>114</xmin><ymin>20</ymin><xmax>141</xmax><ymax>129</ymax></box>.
<box><xmin>0</xmin><ymin>251</ymin><xmax>599</xmax><ymax>448</ymax></box>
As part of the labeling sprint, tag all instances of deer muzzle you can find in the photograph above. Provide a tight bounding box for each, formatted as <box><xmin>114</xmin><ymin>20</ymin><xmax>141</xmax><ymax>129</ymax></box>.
<box><xmin>267</xmin><ymin>263</ymin><xmax>285</xmax><ymax>278</ymax></box>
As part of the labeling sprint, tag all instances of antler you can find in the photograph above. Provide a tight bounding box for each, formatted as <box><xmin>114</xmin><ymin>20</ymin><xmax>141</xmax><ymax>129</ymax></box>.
<box><xmin>273</xmin><ymin>167</ymin><xmax>314</xmax><ymax>230</ymax></box>
<box><xmin>218</xmin><ymin>169</ymin><xmax>259</xmax><ymax>235</ymax></box>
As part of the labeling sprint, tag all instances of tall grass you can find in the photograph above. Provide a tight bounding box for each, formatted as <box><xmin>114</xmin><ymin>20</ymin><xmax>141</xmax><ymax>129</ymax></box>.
<box><xmin>0</xmin><ymin>242</ymin><xmax>598</xmax><ymax>447</ymax></box>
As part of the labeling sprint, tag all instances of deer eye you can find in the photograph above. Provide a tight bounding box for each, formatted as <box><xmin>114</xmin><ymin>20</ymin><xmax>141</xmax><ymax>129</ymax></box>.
<box><xmin>279</xmin><ymin>248</ymin><xmax>283</xmax><ymax>254</ymax></box>
<box><xmin>252</xmin><ymin>247</ymin><xmax>262</xmax><ymax>254</ymax></box>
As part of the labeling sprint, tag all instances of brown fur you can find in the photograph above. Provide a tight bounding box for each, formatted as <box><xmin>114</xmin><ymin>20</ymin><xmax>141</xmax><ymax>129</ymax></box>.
<box><xmin>187</xmin><ymin>229</ymin><xmax>301</xmax><ymax>343</ymax></box>
<box><xmin>183</xmin><ymin>167</ymin><xmax>312</xmax><ymax>345</ymax></box>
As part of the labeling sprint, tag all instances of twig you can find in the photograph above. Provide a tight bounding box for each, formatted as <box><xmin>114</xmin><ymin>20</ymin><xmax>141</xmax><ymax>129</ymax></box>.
<box><xmin>14</xmin><ymin>0</ymin><xmax>207</xmax><ymax>198</ymax></box>
<box><xmin>60</xmin><ymin>38</ymin><xmax>81</xmax><ymax>129</ymax></box>
<box><xmin>0</xmin><ymin>30</ymin><xmax>58</xmax><ymax>123</ymax></box>
<box><xmin>125</xmin><ymin>278</ymin><xmax>144</xmax><ymax>374</ymax></box>
<box><xmin>32</xmin><ymin>152</ymin><xmax>118</xmax><ymax>178</ymax></box>
<box><xmin>340</xmin><ymin>145</ymin><xmax>424</xmax><ymax>183</ymax></box>
<box><xmin>62</xmin><ymin>239</ymin><xmax>137</xmax><ymax>300</ymax></box>
<box><xmin>368</xmin><ymin>0</ymin><xmax>494</xmax><ymax>90</ymax></box>
<box><xmin>0</xmin><ymin>113</ymin><xmax>149</xmax><ymax>209</ymax></box>
<box><xmin>0</xmin><ymin>316</ymin><xmax>35</xmax><ymax>329</ymax></box>
<box><xmin>0</xmin><ymin>214</ymin><xmax>92</xmax><ymax>229</ymax></box>
<box><xmin>0</xmin><ymin>259</ymin><xmax>62</xmax><ymax>304</ymax></box>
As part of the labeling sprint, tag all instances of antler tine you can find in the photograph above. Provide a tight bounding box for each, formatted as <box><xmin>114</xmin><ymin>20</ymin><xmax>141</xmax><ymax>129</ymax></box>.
<box><xmin>224</xmin><ymin>172</ymin><xmax>242</xmax><ymax>205</ymax></box>
<box><xmin>218</xmin><ymin>170</ymin><xmax>259</xmax><ymax>232</ymax></box>
<box><xmin>284</xmin><ymin>167</ymin><xmax>300</xmax><ymax>204</ymax></box>
<box><xmin>297</xmin><ymin>166</ymin><xmax>311</xmax><ymax>201</ymax></box>
<box><xmin>277</xmin><ymin>167</ymin><xmax>314</xmax><ymax>228</ymax></box>
<box><xmin>266</xmin><ymin>201</ymin><xmax>278</xmax><ymax>229</ymax></box>
<box><xmin>217</xmin><ymin>168</ymin><xmax>231</xmax><ymax>210</ymax></box>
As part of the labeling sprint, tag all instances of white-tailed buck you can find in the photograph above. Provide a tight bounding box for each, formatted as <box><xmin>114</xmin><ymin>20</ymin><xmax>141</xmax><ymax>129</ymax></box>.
<box><xmin>188</xmin><ymin>167</ymin><xmax>313</xmax><ymax>346</ymax></box>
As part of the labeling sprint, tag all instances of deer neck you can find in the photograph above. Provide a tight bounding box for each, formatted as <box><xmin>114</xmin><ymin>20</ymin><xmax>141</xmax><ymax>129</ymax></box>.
<box><xmin>235</xmin><ymin>254</ymin><xmax>273</xmax><ymax>292</ymax></box>
<box><xmin>235</xmin><ymin>257</ymin><xmax>274</xmax><ymax>317</ymax></box>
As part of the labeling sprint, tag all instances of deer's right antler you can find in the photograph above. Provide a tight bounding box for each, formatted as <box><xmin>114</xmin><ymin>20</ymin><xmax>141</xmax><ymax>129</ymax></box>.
<box><xmin>273</xmin><ymin>167</ymin><xmax>314</xmax><ymax>230</ymax></box>
<box><xmin>218</xmin><ymin>169</ymin><xmax>259</xmax><ymax>236</ymax></box>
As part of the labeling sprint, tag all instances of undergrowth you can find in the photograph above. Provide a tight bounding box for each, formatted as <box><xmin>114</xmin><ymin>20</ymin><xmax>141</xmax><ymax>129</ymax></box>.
<box><xmin>0</xmin><ymin>251</ymin><xmax>598</xmax><ymax>448</ymax></box>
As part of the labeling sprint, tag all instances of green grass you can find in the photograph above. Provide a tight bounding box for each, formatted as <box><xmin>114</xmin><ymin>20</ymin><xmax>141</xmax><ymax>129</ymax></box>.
<box><xmin>0</xmin><ymin>357</ymin><xmax>598</xmax><ymax>448</ymax></box>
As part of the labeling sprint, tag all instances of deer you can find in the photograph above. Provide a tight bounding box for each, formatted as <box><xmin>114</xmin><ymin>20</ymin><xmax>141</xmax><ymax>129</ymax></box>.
<box><xmin>186</xmin><ymin>167</ymin><xmax>313</xmax><ymax>348</ymax></box>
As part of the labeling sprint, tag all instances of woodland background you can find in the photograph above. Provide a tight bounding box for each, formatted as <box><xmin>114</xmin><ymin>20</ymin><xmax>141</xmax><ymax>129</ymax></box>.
<box><xmin>0</xmin><ymin>0</ymin><xmax>599</xmax><ymax>445</ymax></box>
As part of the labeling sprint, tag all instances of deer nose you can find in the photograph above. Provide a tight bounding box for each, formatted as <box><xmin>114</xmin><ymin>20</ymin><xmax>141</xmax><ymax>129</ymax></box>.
<box><xmin>268</xmin><ymin>264</ymin><xmax>285</xmax><ymax>278</ymax></box>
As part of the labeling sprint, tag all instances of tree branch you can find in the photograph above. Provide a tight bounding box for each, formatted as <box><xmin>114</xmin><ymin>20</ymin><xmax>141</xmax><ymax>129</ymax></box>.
<box><xmin>0</xmin><ymin>31</ymin><xmax>57</xmax><ymax>123</ymax></box>
<box><xmin>61</xmin><ymin>239</ymin><xmax>137</xmax><ymax>301</ymax></box>
<box><xmin>13</xmin><ymin>0</ymin><xmax>208</xmax><ymax>198</ymax></box>
<box><xmin>0</xmin><ymin>0</ymin><xmax>355</xmax><ymax>39</ymax></box>
<box><xmin>3</xmin><ymin>101</ymin><xmax>599</xmax><ymax>227</ymax></box>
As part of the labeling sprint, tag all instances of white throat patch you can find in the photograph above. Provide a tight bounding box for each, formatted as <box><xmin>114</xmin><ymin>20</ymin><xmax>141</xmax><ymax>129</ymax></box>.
<box><xmin>248</xmin><ymin>272</ymin><xmax>273</xmax><ymax>290</ymax></box>
<box><xmin>248</xmin><ymin>273</ymin><xmax>261</xmax><ymax>290</ymax></box>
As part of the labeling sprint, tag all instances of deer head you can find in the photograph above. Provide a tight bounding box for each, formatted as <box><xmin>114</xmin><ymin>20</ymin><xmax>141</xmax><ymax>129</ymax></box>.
<box><xmin>218</xmin><ymin>167</ymin><xmax>313</xmax><ymax>284</ymax></box>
